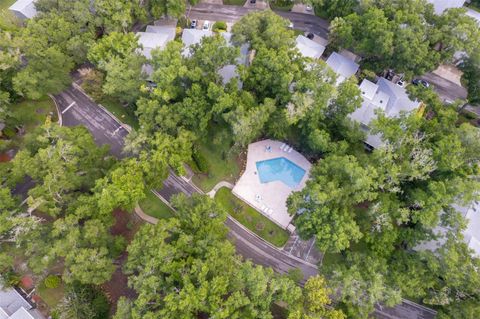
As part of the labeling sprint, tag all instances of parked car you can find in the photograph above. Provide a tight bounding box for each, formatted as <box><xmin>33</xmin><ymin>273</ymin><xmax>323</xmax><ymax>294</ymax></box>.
<box><xmin>203</xmin><ymin>21</ymin><xmax>210</xmax><ymax>30</ymax></box>
<box><xmin>396</xmin><ymin>79</ymin><xmax>405</xmax><ymax>87</ymax></box>
<box><xmin>190</xmin><ymin>20</ymin><xmax>197</xmax><ymax>29</ymax></box>
<box><xmin>288</xmin><ymin>22</ymin><xmax>294</xmax><ymax>29</ymax></box>
<box><xmin>306</xmin><ymin>5</ymin><xmax>312</xmax><ymax>11</ymax></box>
<box><xmin>307</xmin><ymin>33</ymin><xmax>314</xmax><ymax>40</ymax></box>
<box><xmin>250</xmin><ymin>0</ymin><xmax>256</xmax><ymax>3</ymax></box>
<box><xmin>412</xmin><ymin>78</ymin><xmax>430</xmax><ymax>88</ymax></box>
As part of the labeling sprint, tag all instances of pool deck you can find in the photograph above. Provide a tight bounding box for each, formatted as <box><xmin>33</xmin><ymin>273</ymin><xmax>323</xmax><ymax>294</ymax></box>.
<box><xmin>232</xmin><ymin>139</ymin><xmax>312</xmax><ymax>230</ymax></box>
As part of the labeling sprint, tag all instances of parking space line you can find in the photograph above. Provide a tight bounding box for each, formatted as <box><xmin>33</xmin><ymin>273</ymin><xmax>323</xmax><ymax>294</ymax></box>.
<box><xmin>62</xmin><ymin>102</ymin><xmax>76</xmax><ymax>114</ymax></box>
<box><xmin>304</xmin><ymin>237</ymin><xmax>316</xmax><ymax>261</ymax></box>
<box><xmin>112</xmin><ymin>126</ymin><xmax>124</xmax><ymax>136</ymax></box>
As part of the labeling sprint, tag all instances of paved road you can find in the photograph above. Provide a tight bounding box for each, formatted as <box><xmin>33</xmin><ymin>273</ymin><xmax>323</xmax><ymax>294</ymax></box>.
<box><xmin>188</xmin><ymin>3</ymin><xmax>330</xmax><ymax>39</ymax></box>
<box><xmin>420</xmin><ymin>72</ymin><xmax>468</xmax><ymax>103</ymax></box>
<box><xmin>52</xmin><ymin>83</ymin><xmax>436</xmax><ymax>318</ymax></box>
<box><xmin>53</xmin><ymin>85</ymin><xmax>129</xmax><ymax>158</ymax></box>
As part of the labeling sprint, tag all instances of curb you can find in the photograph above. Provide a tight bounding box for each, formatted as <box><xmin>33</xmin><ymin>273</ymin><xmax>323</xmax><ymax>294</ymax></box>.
<box><xmin>71</xmin><ymin>82</ymin><xmax>132</xmax><ymax>133</ymax></box>
<box><xmin>48</xmin><ymin>94</ymin><xmax>62</xmax><ymax>126</ymax></box>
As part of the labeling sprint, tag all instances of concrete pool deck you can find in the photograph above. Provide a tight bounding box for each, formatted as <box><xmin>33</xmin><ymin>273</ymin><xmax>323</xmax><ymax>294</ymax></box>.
<box><xmin>232</xmin><ymin>139</ymin><xmax>312</xmax><ymax>230</ymax></box>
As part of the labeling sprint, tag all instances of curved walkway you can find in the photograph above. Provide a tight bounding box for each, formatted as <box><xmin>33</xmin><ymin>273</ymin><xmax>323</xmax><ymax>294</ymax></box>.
<box><xmin>206</xmin><ymin>181</ymin><xmax>234</xmax><ymax>198</ymax></box>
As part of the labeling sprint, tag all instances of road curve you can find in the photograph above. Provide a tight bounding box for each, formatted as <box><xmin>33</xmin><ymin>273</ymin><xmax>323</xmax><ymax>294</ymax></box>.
<box><xmin>51</xmin><ymin>83</ymin><xmax>319</xmax><ymax>284</ymax></box>
<box><xmin>52</xmin><ymin>83</ymin><xmax>436</xmax><ymax>319</ymax></box>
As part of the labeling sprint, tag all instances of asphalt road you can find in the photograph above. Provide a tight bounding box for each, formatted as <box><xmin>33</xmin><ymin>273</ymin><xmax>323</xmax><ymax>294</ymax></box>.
<box><xmin>420</xmin><ymin>72</ymin><xmax>468</xmax><ymax>103</ymax></box>
<box><xmin>52</xmin><ymin>85</ymin><xmax>129</xmax><ymax>158</ymax></box>
<box><xmin>188</xmin><ymin>3</ymin><xmax>330</xmax><ymax>39</ymax></box>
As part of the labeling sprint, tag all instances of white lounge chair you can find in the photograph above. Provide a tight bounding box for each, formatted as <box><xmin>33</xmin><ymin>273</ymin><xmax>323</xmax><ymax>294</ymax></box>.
<box><xmin>267</xmin><ymin>208</ymin><xmax>273</xmax><ymax>215</ymax></box>
<box><xmin>280</xmin><ymin>143</ymin><xmax>286</xmax><ymax>150</ymax></box>
<box><xmin>285</xmin><ymin>146</ymin><xmax>291</xmax><ymax>152</ymax></box>
<box><xmin>288</xmin><ymin>147</ymin><xmax>293</xmax><ymax>153</ymax></box>
<box><xmin>263</xmin><ymin>206</ymin><xmax>269</xmax><ymax>213</ymax></box>
<box><xmin>260</xmin><ymin>204</ymin><xmax>266</xmax><ymax>211</ymax></box>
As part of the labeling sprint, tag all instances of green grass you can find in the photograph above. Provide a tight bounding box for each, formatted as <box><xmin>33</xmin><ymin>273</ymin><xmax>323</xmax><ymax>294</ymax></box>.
<box><xmin>270</xmin><ymin>0</ymin><xmax>294</xmax><ymax>11</ymax></box>
<box><xmin>37</xmin><ymin>282</ymin><xmax>65</xmax><ymax>309</ymax></box>
<box><xmin>223</xmin><ymin>0</ymin><xmax>246</xmax><ymax>5</ymax></box>
<box><xmin>99</xmin><ymin>97</ymin><xmax>139</xmax><ymax>130</ymax></box>
<box><xmin>191</xmin><ymin>125</ymin><xmax>241</xmax><ymax>192</ymax></box>
<box><xmin>293</xmin><ymin>29</ymin><xmax>304</xmax><ymax>36</ymax></box>
<box><xmin>215</xmin><ymin>187</ymin><xmax>289</xmax><ymax>247</ymax></box>
<box><xmin>139</xmin><ymin>191</ymin><xmax>175</xmax><ymax>219</ymax></box>
<box><xmin>0</xmin><ymin>0</ymin><xmax>19</xmax><ymax>30</ymax></box>
<box><xmin>5</xmin><ymin>97</ymin><xmax>57</xmax><ymax>148</ymax></box>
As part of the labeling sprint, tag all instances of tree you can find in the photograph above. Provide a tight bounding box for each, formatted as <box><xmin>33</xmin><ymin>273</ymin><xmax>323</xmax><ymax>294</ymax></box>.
<box><xmin>54</xmin><ymin>283</ymin><xmax>110</xmax><ymax>319</ymax></box>
<box><xmin>289</xmin><ymin>275</ymin><xmax>346</xmax><ymax>319</ymax></box>
<box><xmin>94</xmin><ymin>0</ymin><xmax>144</xmax><ymax>33</ymax></box>
<box><xmin>328</xmin><ymin>253</ymin><xmax>401</xmax><ymax>319</ymax></box>
<box><xmin>148</xmin><ymin>0</ymin><xmax>197</xmax><ymax>19</ymax></box>
<box><xmin>231</xmin><ymin>11</ymin><xmax>295</xmax><ymax>50</ymax></box>
<box><xmin>312</xmin><ymin>0</ymin><xmax>358</xmax><ymax>19</ymax></box>
<box><xmin>288</xmin><ymin>154</ymin><xmax>377</xmax><ymax>252</ymax></box>
<box><xmin>125</xmin><ymin>194</ymin><xmax>302</xmax><ymax>318</ymax></box>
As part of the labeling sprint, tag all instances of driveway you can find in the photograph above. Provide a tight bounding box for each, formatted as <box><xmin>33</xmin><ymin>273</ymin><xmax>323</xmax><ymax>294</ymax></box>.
<box><xmin>420</xmin><ymin>72</ymin><xmax>467</xmax><ymax>103</ymax></box>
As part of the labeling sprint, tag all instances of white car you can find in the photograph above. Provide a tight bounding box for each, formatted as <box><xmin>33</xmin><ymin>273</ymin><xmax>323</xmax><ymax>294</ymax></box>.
<box><xmin>306</xmin><ymin>5</ymin><xmax>312</xmax><ymax>11</ymax></box>
<box><xmin>203</xmin><ymin>21</ymin><xmax>210</xmax><ymax>30</ymax></box>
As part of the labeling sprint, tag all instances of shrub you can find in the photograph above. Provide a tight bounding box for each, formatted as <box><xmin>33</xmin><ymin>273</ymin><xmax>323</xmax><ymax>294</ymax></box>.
<box><xmin>360</xmin><ymin>69</ymin><xmax>377</xmax><ymax>82</ymax></box>
<box><xmin>213</xmin><ymin>21</ymin><xmax>227</xmax><ymax>32</ymax></box>
<box><xmin>44</xmin><ymin>275</ymin><xmax>61</xmax><ymax>289</ymax></box>
<box><xmin>82</xmin><ymin>69</ymin><xmax>105</xmax><ymax>101</ymax></box>
<box><xmin>193</xmin><ymin>149</ymin><xmax>209</xmax><ymax>173</ymax></box>
<box><xmin>3</xmin><ymin>127</ymin><xmax>16</xmax><ymax>139</ymax></box>
<box><xmin>177</xmin><ymin>16</ymin><xmax>190</xmax><ymax>29</ymax></box>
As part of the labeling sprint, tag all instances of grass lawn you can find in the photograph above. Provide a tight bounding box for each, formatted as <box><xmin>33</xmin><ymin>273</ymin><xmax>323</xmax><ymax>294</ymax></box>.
<box><xmin>5</xmin><ymin>97</ymin><xmax>58</xmax><ymax>148</ymax></box>
<box><xmin>223</xmin><ymin>0</ymin><xmax>245</xmax><ymax>5</ymax></box>
<box><xmin>99</xmin><ymin>97</ymin><xmax>139</xmax><ymax>130</ymax></box>
<box><xmin>270</xmin><ymin>0</ymin><xmax>294</xmax><ymax>11</ymax></box>
<box><xmin>293</xmin><ymin>29</ymin><xmax>304</xmax><ymax>36</ymax></box>
<box><xmin>138</xmin><ymin>191</ymin><xmax>175</xmax><ymax>220</ymax></box>
<box><xmin>192</xmin><ymin>125</ymin><xmax>241</xmax><ymax>192</ymax></box>
<box><xmin>0</xmin><ymin>0</ymin><xmax>19</xmax><ymax>30</ymax></box>
<box><xmin>215</xmin><ymin>187</ymin><xmax>289</xmax><ymax>247</ymax></box>
<box><xmin>37</xmin><ymin>282</ymin><xmax>65</xmax><ymax>309</ymax></box>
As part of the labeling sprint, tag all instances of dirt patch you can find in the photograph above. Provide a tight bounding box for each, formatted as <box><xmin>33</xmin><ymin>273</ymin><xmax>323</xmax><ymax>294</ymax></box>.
<box><xmin>102</xmin><ymin>210</ymin><xmax>144</xmax><ymax>314</ymax></box>
<box><xmin>0</xmin><ymin>152</ymin><xmax>12</xmax><ymax>162</ymax></box>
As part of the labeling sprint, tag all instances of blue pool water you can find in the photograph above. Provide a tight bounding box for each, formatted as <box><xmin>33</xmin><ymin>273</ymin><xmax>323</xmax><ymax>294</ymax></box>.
<box><xmin>256</xmin><ymin>157</ymin><xmax>306</xmax><ymax>188</ymax></box>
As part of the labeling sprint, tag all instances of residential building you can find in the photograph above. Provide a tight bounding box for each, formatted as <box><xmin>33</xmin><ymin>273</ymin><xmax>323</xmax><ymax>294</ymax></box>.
<box><xmin>295</xmin><ymin>35</ymin><xmax>325</xmax><ymax>59</ymax></box>
<box><xmin>325</xmin><ymin>52</ymin><xmax>359</xmax><ymax>85</ymax></box>
<box><xmin>181</xmin><ymin>29</ymin><xmax>213</xmax><ymax>57</ymax></box>
<box><xmin>0</xmin><ymin>285</ymin><xmax>44</xmax><ymax>319</ymax></box>
<box><xmin>466</xmin><ymin>7</ymin><xmax>480</xmax><ymax>24</ymax></box>
<box><xmin>136</xmin><ymin>26</ymin><xmax>176</xmax><ymax>59</ymax></box>
<box><xmin>349</xmin><ymin>78</ymin><xmax>421</xmax><ymax>148</ymax></box>
<box><xmin>217</xmin><ymin>32</ymin><xmax>249</xmax><ymax>86</ymax></box>
<box><xmin>8</xmin><ymin>0</ymin><xmax>37</xmax><ymax>20</ymax></box>
<box><xmin>427</xmin><ymin>0</ymin><xmax>466</xmax><ymax>15</ymax></box>
<box><xmin>415</xmin><ymin>201</ymin><xmax>480</xmax><ymax>258</ymax></box>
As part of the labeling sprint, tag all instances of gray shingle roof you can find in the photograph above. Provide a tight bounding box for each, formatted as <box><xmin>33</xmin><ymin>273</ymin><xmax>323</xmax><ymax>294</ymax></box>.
<box><xmin>136</xmin><ymin>27</ymin><xmax>176</xmax><ymax>59</ymax></box>
<box><xmin>295</xmin><ymin>35</ymin><xmax>325</xmax><ymax>59</ymax></box>
<box><xmin>325</xmin><ymin>52</ymin><xmax>359</xmax><ymax>85</ymax></box>
<box><xmin>427</xmin><ymin>0</ymin><xmax>466</xmax><ymax>15</ymax></box>
<box><xmin>9</xmin><ymin>0</ymin><xmax>37</xmax><ymax>19</ymax></box>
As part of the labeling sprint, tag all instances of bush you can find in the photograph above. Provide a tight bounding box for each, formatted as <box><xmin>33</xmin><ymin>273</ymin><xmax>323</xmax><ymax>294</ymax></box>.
<box><xmin>177</xmin><ymin>16</ymin><xmax>190</xmax><ymax>29</ymax></box>
<box><xmin>213</xmin><ymin>21</ymin><xmax>227</xmax><ymax>32</ymax></box>
<box><xmin>44</xmin><ymin>275</ymin><xmax>61</xmax><ymax>289</ymax></box>
<box><xmin>360</xmin><ymin>69</ymin><xmax>377</xmax><ymax>82</ymax></box>
<box><xmin>3</xmin><ymin>127</ymin><xmax>16</xmax><ymax>139</ymax></box>
<box><xmin>193</xmin><ymin>149</ymin><xmax>209</xmax><ymax>173</ymax></box>
<box><xmin>82</xmin><ymin>69</ymin><xmax>105</xmax><ymax>101</ymax></box>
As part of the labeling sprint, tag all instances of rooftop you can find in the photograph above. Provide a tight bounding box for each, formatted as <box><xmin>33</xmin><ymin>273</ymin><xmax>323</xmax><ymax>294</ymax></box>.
<box><xmin>0</xmin><ymin>285</ymin><xmax>43</xmax><ymax>319</ymax></box>
<box><xmin>136</xmin><ymin>26</ymin><xmax>175</xmax><ymax>59</ymax></box>
<box><xmin>181</xmin><ymin>29</ymin><xmax>213</xmax><ymax>56</ymax></box>
<box><xmin>426</xmin><ymin>0</ymin><xmax>466</xmax><ymax>15</ymax></box>
<box><xmin>295</xmin><ymin>35</ymin><xmax>325</xmax><ymax>59</ymax></box>
<box><xmin>325</xmin><ymin>52</ymin><xmax>359</xmax><ymax>85</ymax></box>
<box><xmin>9</xmin><ymin>0</ymin><xmax>37</xmax><ymax>19</ymax></box>
<box><xmin>349</xmin><ymin>78</ymin><xmax>421</xmax><ymax>148</ymax></box>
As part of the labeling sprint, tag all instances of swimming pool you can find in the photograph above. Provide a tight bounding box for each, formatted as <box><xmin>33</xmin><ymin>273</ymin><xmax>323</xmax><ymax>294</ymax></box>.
<box><xmin>256</xmin><ymin>157</ymin><xmax>306</xmax><ymax>188</ymax></box>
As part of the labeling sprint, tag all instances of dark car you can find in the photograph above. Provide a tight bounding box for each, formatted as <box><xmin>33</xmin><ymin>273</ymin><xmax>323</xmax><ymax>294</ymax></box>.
<box><xmin>190</xmin><ymin>20</ymin><xmax>197</xmax><ymax>29</ymax></box>
<box><xmin>412</xmin><ymin>79</ymin><xmax>430</xmax><ymax>88</ymax></box>
<box><xmin>250</xmin><ymin>0</ymin><xmax>256</xmax><ymax>3</ymax></box>
<box><xmin>307</xmin><ymin>33</ymin><xmax>314</xmax><ymax>40</ymax></box>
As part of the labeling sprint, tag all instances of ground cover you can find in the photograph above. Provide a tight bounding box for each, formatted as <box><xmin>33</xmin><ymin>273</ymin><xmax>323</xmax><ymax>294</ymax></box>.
<box><xmin>3</xmin><ymin>97</ymin><xmax>57</xmax><ymax>150</ymax></box>
<box><xmin>223</xmin><ymin>0</ymin><xmax>245</xmax><ymax>5</ymax></box>
<box><xmin>0</xmin><ymin>0</ymin><xmax>19</xmax><ymax>30</ymax></box>
<box><xmin>270</xmin><ymin>0</ymin><xmax>294</xmax><ymax>11</ymax></box>
<box><xmin>191</xmin><ymin>125</ymin><xmax>241</xmax><ymax>191</ymax></box>
<box><xmin>215</xmin><ymin>187</ymin><xmax>289</xmax><ymax>247</ymax></box>
<box><xmin>99</xmin><ymin>97</ymin><xmax>139</xmax><ymax>130</ymax></box>
<box><xmin>37</xmin><ymin>282</ymin><xmax>65</xmax><ymax>309</ymax></box>
<box><xmin>138</xmin><ymin>191</ymin><xmax>175</xmax><ymax>220</ymax></box>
